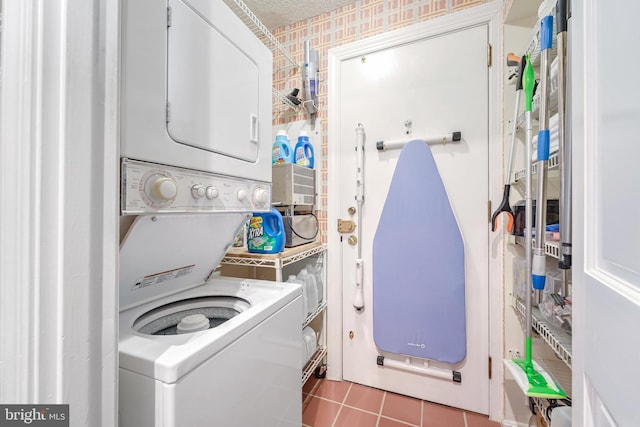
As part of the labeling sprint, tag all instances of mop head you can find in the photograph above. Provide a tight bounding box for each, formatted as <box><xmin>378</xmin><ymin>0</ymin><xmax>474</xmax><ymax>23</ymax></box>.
<box><xmin>504</xmin><ymin>358</ymin><xmax>567</xmax><ymax>399</ymax></box>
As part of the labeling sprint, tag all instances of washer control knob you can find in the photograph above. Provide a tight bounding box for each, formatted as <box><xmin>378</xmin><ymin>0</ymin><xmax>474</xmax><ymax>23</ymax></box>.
<box><xmin>205</xmin><ymin>186</ymin><xmax>219</xmax><ymax>200</ymax></box>
<box><xmin>237</xmin><ymin>189</ymin><xmax>247</xmax><ymax>201</ymax></box>
<box><xmin>253</xmin><ymin>188</ymin><xmax>269</xmax><ymax>207</ymax></box>
<box><xmin>149</xmin><ymin>177</ymin><xmax>177</xmax><ymax>202</ymax></box>
<box><xmin>191</xmin><ymin>184</ymin><xmax>206</xmax><ymax>199</ymax></box>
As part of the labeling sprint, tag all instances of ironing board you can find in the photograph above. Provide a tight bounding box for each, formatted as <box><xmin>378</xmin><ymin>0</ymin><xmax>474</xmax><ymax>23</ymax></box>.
<box><xmin>372</xmin><ymin>140</ymin><xmax>466</xmax><ymax>364</ymax></box>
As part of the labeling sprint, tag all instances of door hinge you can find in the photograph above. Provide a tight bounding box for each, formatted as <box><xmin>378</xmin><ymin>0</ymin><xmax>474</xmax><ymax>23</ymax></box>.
<box><xmin>488</xmin><ymin>356</ymin><xmax>492</xmax><ymax>379</ymax></box>
<box><xmin>487</xmin><ymin>44</ymin><xmax>492</xmax><ymax>67</ymax></box>
<box><xmin>167</xmin><ymin>6</ymin><xmax>172</xmax><ymax>27</ymax></box>
<box><xmin>487</xmin><ymin>200</ymin><xmax>492</xmax><ymax>223</ymax></box>
<box><xmin>166</xmin><ymin>102</ymin><xmax>171</xmax><ymax>123</ymax></box>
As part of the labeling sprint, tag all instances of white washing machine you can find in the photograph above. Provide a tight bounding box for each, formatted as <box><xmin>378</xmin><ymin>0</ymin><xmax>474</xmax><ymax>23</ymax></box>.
<box><xmin>117</xmin><ymin>1</ymin><xmax>300</xmax><ymax>425</ymax></box>
<box><xmin>118</xmin><ymin>215</ymin><xmax>302</xmax><ymax>427</ymax></box>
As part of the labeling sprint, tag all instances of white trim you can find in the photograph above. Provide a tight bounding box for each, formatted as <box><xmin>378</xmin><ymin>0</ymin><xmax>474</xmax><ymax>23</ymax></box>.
<box><xmin>327</xmin><ymin>2</ymin><xmax>504</xmax><ymax>420</ymax></box>
<box><xmin>0</xmin><ymin>0</ymin><xmax>41</xmax><ymax>402</ymax></box>
<box><xmin>0</xmin><ymin>0</ymin><xmax>119</xmax><ymax>423</ymax></box>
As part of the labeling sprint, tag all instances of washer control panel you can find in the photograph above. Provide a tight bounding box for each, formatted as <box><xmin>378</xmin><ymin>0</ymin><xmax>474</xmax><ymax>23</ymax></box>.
<box><xmin>121</xmin><ymin>159</ymin><xmax>271</xmax><ymax>214</ymax></box>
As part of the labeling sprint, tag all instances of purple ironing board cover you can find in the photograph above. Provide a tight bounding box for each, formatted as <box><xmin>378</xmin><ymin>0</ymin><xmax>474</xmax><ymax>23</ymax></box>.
<box><xmin>373</xmin><ymin>140</ymin><xmax>466</xmax><ymax>364</ymax></box>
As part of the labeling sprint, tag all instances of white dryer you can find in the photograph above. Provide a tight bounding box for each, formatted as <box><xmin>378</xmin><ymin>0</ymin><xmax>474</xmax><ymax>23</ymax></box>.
<box><xmin>120</xmin><ymin>0</ymin><xmax>272</xmax><ymax>183</ymax></box>
<box><xmin>118</xmin><ymin>215</ymin><xmax>302</xmax><ymax>427</ymax></box>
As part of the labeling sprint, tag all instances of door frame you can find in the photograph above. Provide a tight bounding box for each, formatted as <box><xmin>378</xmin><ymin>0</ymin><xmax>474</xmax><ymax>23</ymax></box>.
<box><xmin>327</xmin><ymin>2</ymin><xmax>504</xmax><ymax>420</ymax></box>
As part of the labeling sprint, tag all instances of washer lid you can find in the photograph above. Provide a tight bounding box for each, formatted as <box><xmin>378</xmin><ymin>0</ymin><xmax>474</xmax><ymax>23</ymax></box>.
<box><xmin>119</xmin><ymin>213</ymin><xmax>248</xmax><ymax>311</ymax></box>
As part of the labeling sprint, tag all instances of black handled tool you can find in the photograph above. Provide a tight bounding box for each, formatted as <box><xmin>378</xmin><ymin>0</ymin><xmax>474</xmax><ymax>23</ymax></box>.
<box><xmin>491</xmin><ymin>55</ymin><xmax>526</xmax><ymax>232</ymax></box>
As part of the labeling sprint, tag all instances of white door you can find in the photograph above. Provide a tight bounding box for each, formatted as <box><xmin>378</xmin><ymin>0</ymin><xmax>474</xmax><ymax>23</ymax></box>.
<box><xmin>572</xmin><ymin>1</ymin><xmax>640</xmax><ymax>425</ymax></box>
<box><xmin>336</xmin><ymin>25</ymin><xmax>490</xmax><ymax>414</ymax></box>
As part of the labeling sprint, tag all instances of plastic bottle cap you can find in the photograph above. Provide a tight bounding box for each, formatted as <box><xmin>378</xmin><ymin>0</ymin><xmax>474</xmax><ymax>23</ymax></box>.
<box><xmin>299</xmin><ymin>130</ymin><xmax>308</xmax><ymax>137</ymax></box>
<box><xmin>277</xmin><ymin>130</ymin><xmax>288</xmax><ymax>136</ymax></box>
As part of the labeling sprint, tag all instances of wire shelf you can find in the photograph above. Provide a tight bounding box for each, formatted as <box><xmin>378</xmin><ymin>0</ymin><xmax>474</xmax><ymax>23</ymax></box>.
<box><xmin>273</xmin><ymin>87</ymin><xmax>301</xmax><ymax>111</ymax></box>
<box><xmin>222</xmin><ymin>0</ymin><xmax>301</xmax><ymax>110</ymax></box>
<box><xmin>221</xmin><ymin>242</ymin><xmax>326</xmax><ymax>269</ymax></box>
<box><xmin>303</xmin><ymin>301</ymin><xmax>327</xmax><ymax>329</ymax></box>
<box><xmin>302</xmin><ymin>346</ymin><xmax>327</xmax><ymax>385</ymax></box>
<box><xmin>513</xmin><ymin>296</ymin><xmax>572</xmax><ymax>369</ymax></box>
<box><xmin>513</xmin><ymin>236</ymin><xmax>561</xmax><ymax>260</ymax></box>
<box><xmin>222</xmin><ymin>0</ymin><xmax>298</xmax><ymax>70</ymax></box>
<box><xmin>513</xmin><ymin>151</ymin><xmax>559</xmax><ymax>182</ymax></box>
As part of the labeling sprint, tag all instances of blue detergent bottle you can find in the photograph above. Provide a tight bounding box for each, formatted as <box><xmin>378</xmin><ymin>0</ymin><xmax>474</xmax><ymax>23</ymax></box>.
<box><xmin>272</xmin><ymin>130</ymin><xmax>293</xmax><ymax>164</ymax></box>
<box><xmin>247</xmin><ymin>208</ymin><xmax>285</xmax><ymax>254</ymax></box>
<box><xmin>294</xmin><ymin>131</ymin><xmax>314</xmax><ymax>168</ymax></box>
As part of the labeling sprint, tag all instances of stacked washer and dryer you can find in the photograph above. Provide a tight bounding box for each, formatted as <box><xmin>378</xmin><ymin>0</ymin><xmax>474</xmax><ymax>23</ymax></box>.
<box><xmin>118</xmin><ymin>1</ymin><xmax>303</xmax><ymax>426</ymax></box>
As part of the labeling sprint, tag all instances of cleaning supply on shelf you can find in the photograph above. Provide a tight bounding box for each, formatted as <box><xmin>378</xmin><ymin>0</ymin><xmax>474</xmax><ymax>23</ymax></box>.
<box><xmin>232</xmin><ymin>219</ymin><xmax>248</xmax><ymax>249</ymax></box>
<box><xmin>307</xmin><ymin>262</ymin><xmax>324</xmax><ymax>303</ymax></box>
<box><xmin>294</xmin><ymin>131</ymin><xmax>314</xmax><ymax>168</ymax></box>
<box><xmin>272</xmin><ymin>130</ymin><xmax>294</xmax><ymax>164</ymax></box>
<box><xmin>247</xmin><ymin>208</ymin><xmax>285</xmax><ymax>254</ymax></box>
<box><xmin>302</xmin><ymin>326</ymin><xmax>317</xmax><ymax>366</ymax></box>
<box><xmin>298</xmin><ymin>268</ymin><xmax>318</xmax><ymax>316</ymax></box>
<box><xmin>287</xmin><ymin>275</ymin><xmax>307</xmax><ymax>323</ymax></box>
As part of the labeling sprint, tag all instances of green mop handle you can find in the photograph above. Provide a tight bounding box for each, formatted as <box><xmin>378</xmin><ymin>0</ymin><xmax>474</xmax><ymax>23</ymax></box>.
<box><xmin>523</xmin><ymin>56</ymin><xmax>534</xmax><ymax>113</ymax></box>
<box><xmin>522</xmin><ymin>54</ymin><xmax>535</xmax><ymax>364</ymax></box>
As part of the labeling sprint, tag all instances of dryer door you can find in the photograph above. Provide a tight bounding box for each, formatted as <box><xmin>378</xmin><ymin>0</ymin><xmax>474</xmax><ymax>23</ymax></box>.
<box><xmin>167</xmin><ymin>0</ymin><xmax>260</xmax><ymax>162</ymax></box>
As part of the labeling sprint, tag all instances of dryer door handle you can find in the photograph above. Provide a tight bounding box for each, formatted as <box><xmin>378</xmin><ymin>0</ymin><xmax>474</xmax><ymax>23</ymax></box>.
<box><xmin>250</xmin><ymin>114</ymin><xmax>259</xmax><ymax>144</ymax></box>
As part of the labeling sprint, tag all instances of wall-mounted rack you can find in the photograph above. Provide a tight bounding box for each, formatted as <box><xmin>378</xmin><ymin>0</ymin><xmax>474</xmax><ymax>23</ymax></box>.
<box><xmin>223</xmin><ymin>0</ymin><xmax>301</xmax><ymax>111</ymax></box>
<box><xmin>223</xmin><ymin>0</ymin><xmax>298</xmax><ymax>70</ymax></box>
<box><xmin>513</xmin><ymin>151</ymin><xmax>559</xmax><ymax>182</ymax></box>
<box><xmin>513</xmin><ymin>296</ymin><xmax>572</xmax><ymax>369</ymax></box>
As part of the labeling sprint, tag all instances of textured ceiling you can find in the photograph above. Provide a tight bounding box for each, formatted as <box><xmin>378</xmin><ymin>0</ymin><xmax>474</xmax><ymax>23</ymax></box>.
<box><xmin>241</xmin><ymin>0</ymin><xmax>357</xmax><ymax>30</ymax></box>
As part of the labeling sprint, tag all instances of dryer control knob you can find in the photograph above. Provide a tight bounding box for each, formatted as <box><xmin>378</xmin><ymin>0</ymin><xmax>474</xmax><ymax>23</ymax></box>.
<box><xmin>237</xmin><ymin>189</ymin><xmax>247</xmax><ymax>201</ymax></box>
<box><xmin>205</xmin><ymin>186</ymin><xmax>219</xmax><ymax>200</ymax></box>
<box><xmin>149</xmin><ymin>177</ymin><xmax>177</xmax><ymax>202</ymax></box>
<box><xmin>191</xmin><ymin>184</ymin><xmax>206</xmax><ymax>199</ymax></box>
<box><xmin>253</xmin><ymin>188</ymin><xmax>269</xmax><ymax>207</ymax></box>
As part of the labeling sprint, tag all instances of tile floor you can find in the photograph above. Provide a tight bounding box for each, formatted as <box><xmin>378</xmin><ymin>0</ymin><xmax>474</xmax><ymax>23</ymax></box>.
<box><xmin>302</xmin><ymin>377</ymin><xmax>501</xmax><ymax>427</ymax></box>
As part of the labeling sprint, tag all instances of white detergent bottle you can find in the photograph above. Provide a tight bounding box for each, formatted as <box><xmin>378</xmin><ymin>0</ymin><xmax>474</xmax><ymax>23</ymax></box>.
<box><xmin>300</xmin><ymin>335</ymin><xmax>308</xmax><ymax>368</ymax></box>
<box><xmin>287</xmin><ymin>275</ymin><xmax>307</xmax><ymax>322</ymax></box>
<box><xmin>307</xmin><ymin>263</ymin><xmax>324</xmax><ymax>303</ymax></box>
<box><xmin>298</xmin><ymin>268</ymin><xmax>318</xmax><ymax>316</ymax></box>
<box><xmin>302</xmin><ymin>326</ymin><xmax>317</xmax><ymax>364</ymax></box>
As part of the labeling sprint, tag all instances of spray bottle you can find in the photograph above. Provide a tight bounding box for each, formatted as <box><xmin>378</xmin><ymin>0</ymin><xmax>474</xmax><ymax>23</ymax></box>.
<box><xmin>302</xmin><ymin>40</ymin><xmax>318</xmax><ymax>117</ymax></box>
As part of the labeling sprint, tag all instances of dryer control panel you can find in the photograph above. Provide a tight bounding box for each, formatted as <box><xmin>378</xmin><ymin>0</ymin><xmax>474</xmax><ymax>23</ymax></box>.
<box><xmin>121</xmin><ymin>159</ymin><xmax>271</xmax><ymax>215</ymax></box>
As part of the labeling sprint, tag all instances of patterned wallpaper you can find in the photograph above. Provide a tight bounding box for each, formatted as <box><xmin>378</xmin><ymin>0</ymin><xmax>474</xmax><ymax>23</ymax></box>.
<box><xmin>271</xmin><ymin>0</ymin><xmax>492</xmax><ymax>240</ymax></box>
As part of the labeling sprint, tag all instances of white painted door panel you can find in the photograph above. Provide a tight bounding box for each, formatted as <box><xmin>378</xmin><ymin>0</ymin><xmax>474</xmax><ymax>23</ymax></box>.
<box><xmin>338</xmin><ymin>25</ymin><xmax>490</xmax><ymax>414</ymax></box>
<box><xmin>573</xmin><ymin>1</ymin><xmax>640</xmax><ymax>425</ymax></box>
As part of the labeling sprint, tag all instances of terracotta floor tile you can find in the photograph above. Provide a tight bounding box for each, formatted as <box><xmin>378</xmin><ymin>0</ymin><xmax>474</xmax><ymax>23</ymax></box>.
<box><xmin>381</xmin><ymin>392</ymin><xmax>422</xmax><ymax>426</ymax></box>
<box><xmin>465</xmin><ymin>411</ymin><xmax>501</xmax><ymax>427</ymax></box>
<box><xmin>312</xmin><ymin>379</ymin><xmax>352</xmax><ymax>403</ymax></box>
<box><xmin>379</xmin><ymin>416</ymin><xmax>418</xmax><ymax>427</ymax></box>
<box><xmin>304</xmin><ymin>375</ymin><xmax>320</xmax><ymax>394</ymax></box>
<box><xmin>422</xmin><ymin>401</ymin><xmax>465</xmax><ymax>427</ymax></box>
<box><xmin>302</xmin><ymin>396</ymin><xmax>341</xmax><ymax>427</ymax></box>
<box><xmin>344</xmin><ymin>382</ymin><xmax>385</xmax><ymax>414</ymax></box>
<box><xmin>334</xmin><ymin>406</ymin><xmax>379</xmax><ymax>427</ymax></box>
<box><xmin>303</xmin><ymin>392</ymin><xmax>312</xmax><ymax>408</ymax></box>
